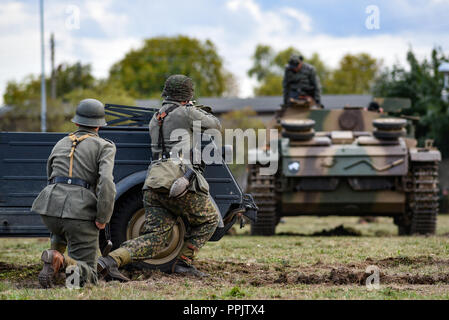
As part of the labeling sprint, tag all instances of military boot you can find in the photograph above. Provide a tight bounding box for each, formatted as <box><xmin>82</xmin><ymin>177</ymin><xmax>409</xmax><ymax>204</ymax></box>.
<box><xmin>38</xmin><ymin>249</ymin><xmax>65</xmax><ymax>288</ymax></box>
<box><xmin>97</xmin><ymin>256</ymin><xmax>130</xmax><ymax>282</ymax></box>
<box><xmin>171</xmin><ymin>259</ymin><xmax>209</xmax><ymax>278</ymax></box>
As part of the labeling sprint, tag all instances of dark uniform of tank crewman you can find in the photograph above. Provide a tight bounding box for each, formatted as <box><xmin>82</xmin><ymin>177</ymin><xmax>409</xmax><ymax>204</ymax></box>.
<box><xmin>97</xmin><ymin>75</ymin><xmax>221</xmax><ymax>281</ymax></box>
<box><xmin>282</xmin><ymin>54</ymin><xmax>322</xmax><ymax>107</ymax></box>
<box><xmin>32</xmin><ymin>99</ymin><xmax>116</xmax><ymax>288</ymax></box>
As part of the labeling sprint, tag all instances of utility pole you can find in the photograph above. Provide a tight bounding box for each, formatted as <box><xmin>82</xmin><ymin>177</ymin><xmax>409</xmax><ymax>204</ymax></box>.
<box><xmin>40</xmin><ymin>0</ymin><xmax>47</xmax><ymax>132</ymax></box>
<box><xmin>50</xmin><ymin>33</ymin><xmax>56</xmax><ymax>100</ymax></box>
<box><xmin>439</xmin><ymin>62</ymin><xmax>449</xmax><ymax>103</ymax></box>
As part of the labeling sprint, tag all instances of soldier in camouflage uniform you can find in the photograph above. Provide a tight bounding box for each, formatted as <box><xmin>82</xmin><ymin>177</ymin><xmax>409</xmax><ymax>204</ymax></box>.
<box><xmin>98</xmin><ymin>75</ymin><xmax>221</xmax><ymax>280</ymax></box>
<box><xmin>32</xmin><ymin>99</ymin><xmax>116</xmax><ymax>288</ymax></box>
<box><xmin>283</xmin><ymin>55</ymin><xmax>322</xmax><ymax>107</ymax></box>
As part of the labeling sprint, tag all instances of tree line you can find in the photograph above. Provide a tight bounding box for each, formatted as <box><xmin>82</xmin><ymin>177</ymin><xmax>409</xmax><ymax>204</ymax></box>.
<box><xmin>1</xmin><ymin>36</ymin><xmax>449</xmax><ymax>157</ymax></box>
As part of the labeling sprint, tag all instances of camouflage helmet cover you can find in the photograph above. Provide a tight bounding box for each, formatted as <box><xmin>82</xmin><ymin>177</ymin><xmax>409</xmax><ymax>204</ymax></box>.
<box><xmin>71</xmin><ymin>98</ymin><xmax>107</xmax><ymax>127</ymax></box>
<box><xmin>162</xmin><ymin>74</ymin><xmax>194</xmax><ymax>102</ymax></box>
<box><xmin>288</xmin><ymin>54</ymin><xmax>303</xmax><ymax>66</ymax></box>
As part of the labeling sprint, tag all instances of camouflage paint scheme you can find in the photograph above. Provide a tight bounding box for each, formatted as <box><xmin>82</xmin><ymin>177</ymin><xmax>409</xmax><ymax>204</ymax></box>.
<box><xmin>266</xmin><ymin>104</ymin><xmax>440</xmax><ymax>218</ymax></box>
<box><xmin>120</xmin><ymin>189</ymin><xmax>219</xmax><ymax>263</ymax></box>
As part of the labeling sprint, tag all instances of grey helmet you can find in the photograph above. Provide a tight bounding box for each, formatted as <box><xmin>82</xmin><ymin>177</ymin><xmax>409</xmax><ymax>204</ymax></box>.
<box><xmin>161</xmin><ymin>75</ymin><xmax>194</xmax><ymax>102</ymax></box>
<box><xmin>71</xmin><ymin>99</ymin><xmax>107</xmax><ymax>127</ymax></box>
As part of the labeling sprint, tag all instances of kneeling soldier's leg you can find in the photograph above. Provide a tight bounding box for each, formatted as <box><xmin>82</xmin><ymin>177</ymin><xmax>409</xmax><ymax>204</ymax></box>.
<box><xmin>38</xmin><ymin>216</ymin><xmax>66</xmax><ymax>288</ymax></box>
<box><xmin>178</xmin><ymin>192</ymin><xmax>219</xmax><ymax>262</ymax></box>
<box><xmin>50</xmin><ymin>234</ymin><xmax>67</xmax><ymax>255</ymax></box>
<box><xmin>98</xmin><ymin>190</ymin><xmax>177</xmax><ymax>282</ymax></box>
<box><xmin>63</xmin><ymin>219</ymin><xmax>100</xmax><ymax>286</ymax></box>
<box><xmin>118</xmin><ymin>191</ymin><xmax>177</xmax><ymax>263</ymax></box>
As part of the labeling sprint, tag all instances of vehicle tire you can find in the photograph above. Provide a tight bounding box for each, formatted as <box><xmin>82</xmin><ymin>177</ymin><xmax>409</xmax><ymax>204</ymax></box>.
<box><xmin>281</xmin><ymin>119</ymin><xmax>315</xmax><ymax>132</ymax></box>
<box><xmin>109</xmin><ymin>189</ymin><xmax>186</xmax><ymax>272</ymax></box>
<box><xmin>373</xmin><ymin>129</ymin><xmax>406</xmax><ymax>140</ymax></box>
<box><xmin>372</xmin><ymin>118</ymin><xmax>407</xmax><ymax>130</ymax></box>
<box><xmin>282</xmin><ymin>129</ymin><xmax>315</xmax><ymax>141</ymax></box>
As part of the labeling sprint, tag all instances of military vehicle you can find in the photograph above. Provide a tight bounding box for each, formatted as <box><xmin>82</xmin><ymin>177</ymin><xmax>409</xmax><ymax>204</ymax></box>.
<box><xmin>0</xmin><ymin>104</ymin><xmax>257</xmax><ymax>270</ymax></box>
<box><xmin>248</xmin><ymin>98</ymin><xmax>441</xmax><ymax>236</ymax></box>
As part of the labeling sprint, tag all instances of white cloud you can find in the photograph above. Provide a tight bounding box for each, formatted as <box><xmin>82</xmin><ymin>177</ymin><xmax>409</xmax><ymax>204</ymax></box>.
<box><xmin>0</xmin><ymin>0</ymin><xmax>137</xmax><ymax>104</ymax></box>
<box><xmin>77</xmin><ymin>37</ymin><xmax>141</xmax><ymax>77</ymax></box>
<box><xmin>216</xmin><ymin>0</ymin><xmax>449</xmax><ymax>96</ymax></box>
<box><xmin>279</xmin><ymin>7</ymin><xmax>312</xmax><ymax>32</ymax></box>
<box><xmin>0</xmin><ymin>2</ymin><xmax>41</xmax><ymax>102</ymax></box>
<box><xmin>85</xmin><ymin>0</ymin><xmax>129</xmax><ymax>37</ymax></box>
<box><xmin>227</xmin><ymin>0</ymin><xmax>263</xmax><ymax>21</ymax></box>
<box><xmin>1</xmin><ymin>0</ymin><xmax>448</xmax><ymax>104</ymax></box>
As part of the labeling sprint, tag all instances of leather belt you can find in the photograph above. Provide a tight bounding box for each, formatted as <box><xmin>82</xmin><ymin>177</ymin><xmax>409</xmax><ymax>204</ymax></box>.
<box><xmin>49</xmin><ymin>176</ymin><xmax>91</xmax><ymax>189</ymax></box>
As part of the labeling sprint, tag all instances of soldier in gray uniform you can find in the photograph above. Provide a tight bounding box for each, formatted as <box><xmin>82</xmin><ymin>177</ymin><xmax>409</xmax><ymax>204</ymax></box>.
<box><xmin>32</xmin><ymin>99</ymin><xmax>116</xmax><ymax>288</ymax></box>
<box><xmin>282</xmin><ymin>55</ymin><xmax>322</xmax><ymax>107</ymax></box>
<box><xmin>97</xmin><ymin>74</ymin><xmax>221</xmax><ymax>281</ymax></box>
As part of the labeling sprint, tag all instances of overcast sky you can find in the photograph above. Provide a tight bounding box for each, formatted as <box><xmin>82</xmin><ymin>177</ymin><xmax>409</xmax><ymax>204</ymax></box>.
<box><xmin>1</xmin><ymin>0</ymin><xmax>449</xmax><ymax>104</ymax></box>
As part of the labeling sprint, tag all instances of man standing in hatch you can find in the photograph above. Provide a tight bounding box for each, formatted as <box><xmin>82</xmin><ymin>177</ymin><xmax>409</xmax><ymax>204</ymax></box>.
<box><xmin>283</xmin><ymin>54</ymin><xmax>322</xmax><ymax>108</ymax></box>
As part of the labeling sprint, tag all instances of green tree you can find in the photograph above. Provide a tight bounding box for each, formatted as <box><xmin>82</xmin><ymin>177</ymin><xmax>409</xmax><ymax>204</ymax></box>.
<box><xmin>1</xmin><ymin>62</ymin><xmax>134</xmax><ymax>132</ymax></box>
<box><xmin>3</xmin><ymin>62</ymin><xmax>97</xmax><ymax>108</ymax></box>
<box><xmin>109</xmin><ymin>36</ymin><xmax>232</xmax><ymax>98</ymax></box>
<box><xmin>248</xmin><ymin>45</ymin><xmax>276</xmax><ymax>82</ymax></box>
<box><xmin>372</xmin><ymin>48</ymin><xmax>449</xmax><ymax>156</ymax></box>
<box><xmin>254</xmin><ymin>74</ymin><xmax>283</xmax><ymax>96</ymax></box>
<box><xmin>2</xmin><ymin>75</ymin><xmax>73</xmax><ymax>132</ymax></box>
<box><xmin>325</xmin><ymin>53</ymin><xmax>379</xmax><ymax>94</ymax></box>
<box><xmin>62</xmin><ymin>80</ymin><xmax>135</xmax><ymax>107</ymax></box>
<box><xmin>55</xmin><ymin>62</ymin><xmax>95</xmax><ymax>98</ymax></box>
<box><xmin>248</xmin><ymin>44</ymin><xmax>329</xmax><ymax>96</ymax></box>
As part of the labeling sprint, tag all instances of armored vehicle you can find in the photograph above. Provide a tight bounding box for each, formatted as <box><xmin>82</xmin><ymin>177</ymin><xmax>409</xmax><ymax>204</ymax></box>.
<box><xmin>248</xmin><ymin>98</ymin><xmax>441</xmax><ymax>236</ymax></box>
<box><xmin>0</xmin><ymin>104</ymin><xmax>257</xmax><ymax>270</ymax></box>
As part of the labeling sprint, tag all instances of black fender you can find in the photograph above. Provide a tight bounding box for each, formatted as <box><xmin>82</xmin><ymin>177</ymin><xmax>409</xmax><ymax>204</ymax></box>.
<box><xmin>114</xmin><ymin>170</ymin><xmax>147</xmax><ymax>201</ymax></box>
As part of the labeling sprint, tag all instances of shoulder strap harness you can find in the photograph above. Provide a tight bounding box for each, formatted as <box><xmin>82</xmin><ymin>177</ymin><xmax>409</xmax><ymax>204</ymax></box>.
<box><xmin>68</xmin><ymin>133</ymin><xmax>95</xmax><ymax>177</ymax></box>
<box><xmin>155</xmin><ymin>104</ymin><xmax>181</xmax><ymax>159</ymax></box>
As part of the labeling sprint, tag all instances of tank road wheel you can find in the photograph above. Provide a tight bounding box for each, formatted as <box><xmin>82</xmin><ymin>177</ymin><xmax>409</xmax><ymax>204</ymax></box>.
<box><xmin>282</xmin><ymin>129</ymin><xmax>315</xmax><ymax>141</ymax></box>
<box><xmin>281</xmin><ymin>119</ymin><xmax>315</xmax><ymax>132</ymax></box>
<box><xmin>110</xmin><ymin>190</ymin><xmax>186</xmax><ymax>271</ymax></box>
<box><xmin>373</xmin><ymin>118</ymin><xmax>407</xmax><ymax>141</ymax></box>
<box><xmin>247</xmin><ymin>164</ymin><xmax>279</xmax><ymax>236</ymax></box>
<box><xmin>373</xmin><ymin>129</ymin><xmax>406</xmax><ymax>140</ymax></box>
<box><xmin>402</xmin><ymin>162</ymin><xmax>439</xmax><ymax>235</ymax></box>
<box><xmin>372</xmin><ymin>118</ymin><xmax>407</xmax><ymax>131</ymax></box>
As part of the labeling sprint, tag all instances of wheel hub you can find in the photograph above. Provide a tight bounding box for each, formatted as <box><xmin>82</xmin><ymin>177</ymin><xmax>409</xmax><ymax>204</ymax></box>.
<box><xmin>126</xmin><ymin>209</ymin><xmax>185</xmax><ymax>265</ymax></box>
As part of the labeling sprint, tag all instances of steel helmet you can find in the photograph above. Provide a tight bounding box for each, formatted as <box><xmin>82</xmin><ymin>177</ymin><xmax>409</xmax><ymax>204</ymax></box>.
<box><xmin>161</xmin><ymin>75</ymin><xmax>194</xmax><ymax>102</ymax></box>
<box><xmin>71</xmin><ymin>99</ymin><xmax>107</xmax><ymax>127</ymax></box>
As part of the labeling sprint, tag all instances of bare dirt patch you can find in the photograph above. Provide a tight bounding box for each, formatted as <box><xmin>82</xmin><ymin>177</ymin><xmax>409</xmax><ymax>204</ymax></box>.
<box><xmin>296</xmin><ymin>267</ymin><xmax>449</xmax><ymax>285</ymax></box>
<box><xmin>366</xmin><ymin>255</ymin><xmax>449</xmax><ymax>268</ymax></box>
<box><xmin>198</xmin><ymin>256</ymin><xmax>449</xmax><ymax>286</ymax></box>
<box><xmin>0</xmin><ymin>261</ymin><xmax>42</xmax><ymax>288</ymax></box>
<box><xmin>2</xmin><ymin>255</ymin><xmax>448</xmax><ymax>290</ymax></box>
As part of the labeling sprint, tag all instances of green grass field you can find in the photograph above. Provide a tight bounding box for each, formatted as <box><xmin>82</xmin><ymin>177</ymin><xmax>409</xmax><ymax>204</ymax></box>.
<box><xmin>1</xmin><ymin>215</ymin><xmax>449</xmax><ymax>300</ymax></box>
